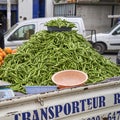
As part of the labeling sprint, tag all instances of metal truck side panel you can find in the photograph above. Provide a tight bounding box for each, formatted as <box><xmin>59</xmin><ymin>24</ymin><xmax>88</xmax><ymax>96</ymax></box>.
<box><xmin>0</xmin><ymin>79</ymin><xmax>120</xmax><ymax>120</ymax></box>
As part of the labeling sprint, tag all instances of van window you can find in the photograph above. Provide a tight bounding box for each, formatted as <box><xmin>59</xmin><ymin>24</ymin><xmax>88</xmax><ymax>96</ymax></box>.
<box><xmin>113</xmin><ymin>27</ymin><xmax>120</xmax><ymax>35</ymax></box>
<box><xmin>4</xmin><ymin>23</ymin><xmax>18</xmax><ymax>37</ymax></box>
<box><xmin>8</xmin><ymin>24</ymin><xmax>35</xmax><ymax>41</ymax></box>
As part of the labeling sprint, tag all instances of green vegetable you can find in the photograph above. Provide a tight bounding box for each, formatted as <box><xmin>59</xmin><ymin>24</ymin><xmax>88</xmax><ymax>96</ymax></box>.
<box><xmin>45</xmin><ymin>18</ymin><xmax>76</xmax><ymax>28</ymax></box>
<box><xmin>0</xmin><ymin>21</ymin><xmax>120</xmax><ymax>93</ymax></box>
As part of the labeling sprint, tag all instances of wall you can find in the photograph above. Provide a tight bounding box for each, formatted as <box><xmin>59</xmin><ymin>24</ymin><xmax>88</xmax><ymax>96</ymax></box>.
<box><xmin>0</xmin><ymin>1</ymin><xmax>18</xmax><ymax>31</ymax></box>
<box><xmin>18</xmin><ymin>0</ymin><xmax>33</xmax><ymax>22</ymax></box>
<box><xmin>53</xmin><ymin>3</ymin><xmax>120</xmax><ymax>34</ymax></box>
<box><xmin>54</xmin><ymin>4</ymin><xmax>76</xmax><ymax>16</ymax></box>
<box><xmin>112</xmin><ymin>6</ymin><xmax>120</xmax><ymax>25</ymax></box>
<box><xmin>0</xmin><ymin>0</ymin><xmax>17</xmax><ymax>4</ymax></box>
<box><xmin>45</xmin><ymin>0</ymin><xmax>54</xmax><ymax>17</ymax></box>
<box><xmin>76</xmin><ymin>5</ymin><xmax>112</xmax><ymax>33</ymax></box>
<box><xmin>18</xmin><ymin>0</ymin><xmax>53</xmax><ymax>21</ymax></box>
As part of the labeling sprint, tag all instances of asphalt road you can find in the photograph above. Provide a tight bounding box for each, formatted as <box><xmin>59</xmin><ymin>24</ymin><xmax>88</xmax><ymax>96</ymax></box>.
<box><xmin>103</xmin><ymin>52</ymin><xmax>117</xmax><ymax>64</ymax></box>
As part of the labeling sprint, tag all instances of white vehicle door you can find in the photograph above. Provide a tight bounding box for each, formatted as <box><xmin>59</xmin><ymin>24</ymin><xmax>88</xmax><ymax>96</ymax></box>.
<box><xmin>108</xmin><ymin>26</ymin><xmax>120</xmax><ymax>50</ymax></box>
<box><xmin>5</xmin><ymin>24</ymin><xmax>35</xmax><ymax>49</ymax></box>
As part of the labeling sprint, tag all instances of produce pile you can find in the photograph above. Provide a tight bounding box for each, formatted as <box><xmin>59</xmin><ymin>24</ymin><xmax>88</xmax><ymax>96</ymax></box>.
<box><xmin>45</xmin><ymin>18</ymin><xmax>76</xmax><ymax>28</ymax></box>
<box><xmin>0</xmin><ymin>47</ymin><xmax>16</xmax><ymax>66</ymax></box>
<box><xmin>0</xmin><ymin>19</ymin><xmax>120</xmax><ymax>93</ymax></box>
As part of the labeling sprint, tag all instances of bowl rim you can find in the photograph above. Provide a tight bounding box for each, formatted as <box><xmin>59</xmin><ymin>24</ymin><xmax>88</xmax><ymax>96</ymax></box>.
<box><xmin>51</xmin><ymin>70</ymin><xmax>88</xmax><ymax>87</ymax></box>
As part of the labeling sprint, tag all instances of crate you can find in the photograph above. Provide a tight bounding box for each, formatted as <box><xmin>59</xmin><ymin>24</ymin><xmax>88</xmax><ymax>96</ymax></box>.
<box><xmin>25</xmin><ymin>86</ymin><xmax>57</xmax><ymax>94</ymax></box>
<box><xmin>47</xmin><ymin>26</ymin><xmax>72</xmax><ymax>32</ymax></box>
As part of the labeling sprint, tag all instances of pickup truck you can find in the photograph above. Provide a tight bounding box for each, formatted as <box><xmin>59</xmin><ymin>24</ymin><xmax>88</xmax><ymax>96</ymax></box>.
<box><xmin>1</xmin><ymin>18</ymin><xmax>120</xmax><ymax>120</ymax></box>
<box><xmin>0</xmin><ymin>76</ymin><xmax>120</xmax><ymax>120</ymax></box>
<box><xmin>86</xmin><ymin>23</ymin><xmax>120</xmax><ymax>54</ymax></box>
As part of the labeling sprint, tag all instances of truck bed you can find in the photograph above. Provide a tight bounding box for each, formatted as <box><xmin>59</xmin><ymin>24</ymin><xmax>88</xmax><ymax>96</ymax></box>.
<box><xmin>0</xmin><ymin>76</ymin><xmax>120</xmax><ymax>120</ymax></box>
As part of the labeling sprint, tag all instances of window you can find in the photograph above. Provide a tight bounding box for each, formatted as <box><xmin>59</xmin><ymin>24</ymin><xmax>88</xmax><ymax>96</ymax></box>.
<box><xmin>113</xmin><ymin>27</ymin><xmax>120</xmax><ymax>35</ymax></box>
<box><xmin>8</xmin><ymin>24</ymin><xmax>35</xmax><ymax>41</ymax></box>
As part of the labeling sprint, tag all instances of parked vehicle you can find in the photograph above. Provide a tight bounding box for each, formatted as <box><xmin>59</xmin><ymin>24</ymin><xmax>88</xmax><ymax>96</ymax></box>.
<box><xmin>86</xmin><ymin>23</ymin><xmax>120</xmax><ymax>54</ymax></box>
<box><xmin>4</xmin><ymin>17</ymin><xmax>86</xmax><ymax>49</ymax></box>
<box><xmin>0</xmin><ymin>77</ymin><xmax>120</xmax><ymax>120</ymax></box>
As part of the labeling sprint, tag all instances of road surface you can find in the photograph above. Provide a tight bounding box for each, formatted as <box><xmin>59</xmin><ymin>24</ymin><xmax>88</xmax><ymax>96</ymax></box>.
<box><xmin>103</xmin><ymin>53</ymin><xmax>117</xmax><ymax>64</ymax></box>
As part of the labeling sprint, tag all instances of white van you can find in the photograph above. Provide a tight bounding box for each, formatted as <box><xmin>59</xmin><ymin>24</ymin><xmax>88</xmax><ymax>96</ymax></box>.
<box><xmin>86</xmin><ymin>23</ymin><xmax>120</xmax><ymax>54</ymax></box>
<box><xmin>4</xmin><ymin>17</ymin><xmax>86</xmax><ymax>49</ymax></box>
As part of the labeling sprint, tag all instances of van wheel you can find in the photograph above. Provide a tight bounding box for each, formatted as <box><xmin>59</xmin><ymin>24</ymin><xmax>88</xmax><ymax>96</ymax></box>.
<box><xmin>93</xmin><ymin>43</ymin><xmax>106</xmax><ymax>54</ymax></box>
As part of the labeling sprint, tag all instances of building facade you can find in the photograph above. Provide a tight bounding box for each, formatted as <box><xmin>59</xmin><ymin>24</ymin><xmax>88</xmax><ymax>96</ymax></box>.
<box><xmin>1</xmin><ymin>0</ymin><xmax>120</xmax><ymax>33</ymax></box>
<box><xmin>0</xmin><ymin>0</ymin><xmax>54</xmax><ymax>31</ymax></box>
<box><xmin>18</xmin><ymin>0</ymin><xmax>47</xmax><ymax>22</ymax></box>
<box><xmin>0</xmin><ymin>0</ymin><xmax>18</xmax><ymax>31</ymax></box>
<box><xmin>54</xmin><ymin>0</ymin><xmax>120</xmax><ymax>33</ymax></box>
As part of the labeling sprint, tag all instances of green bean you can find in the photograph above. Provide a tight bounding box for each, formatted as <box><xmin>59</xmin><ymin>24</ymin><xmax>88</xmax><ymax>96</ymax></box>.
<box><xmin>0</xmin><ymin>30</ymin><xmax>120</xmax><ymax>93</ymax></box>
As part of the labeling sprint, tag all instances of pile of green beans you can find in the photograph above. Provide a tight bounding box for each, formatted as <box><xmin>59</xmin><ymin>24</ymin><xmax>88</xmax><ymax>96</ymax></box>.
<box><xmin>45</xmin><ymin>18</ymin><xmax>76</xmax><ymax>28</ymax></box>
<box><xmin>0</xmin><ymin>30</ymin><xmax>120</xmax><ymax>93</ymax></box>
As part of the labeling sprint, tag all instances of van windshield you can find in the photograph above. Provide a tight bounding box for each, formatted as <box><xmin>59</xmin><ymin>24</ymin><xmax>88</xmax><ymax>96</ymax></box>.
<box><xmin>4</xmin><ymin>23</ymin><xmax>18</xmax><ymax>37</ymax></box>
<box><xmin>107</xmin><ymin>23</ymin><xmax>119</xmax><ymax>33</ymax></box>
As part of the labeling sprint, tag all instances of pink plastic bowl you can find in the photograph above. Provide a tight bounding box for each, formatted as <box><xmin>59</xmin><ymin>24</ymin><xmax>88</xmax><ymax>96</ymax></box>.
<box><xmin>52</xmin><ymin>70</ymin><xmax>88</xmax><ymax>89</ymax></box>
